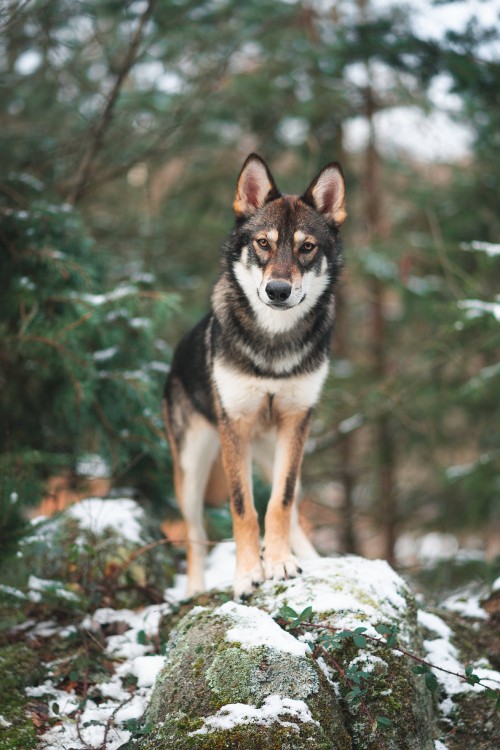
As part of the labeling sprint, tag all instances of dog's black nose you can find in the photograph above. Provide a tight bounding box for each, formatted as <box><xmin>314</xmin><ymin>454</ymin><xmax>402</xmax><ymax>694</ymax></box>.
<box><xmin>266</xmin><ymin>280</ymin><xmax>292</xmax><ymax>303</ymax></box>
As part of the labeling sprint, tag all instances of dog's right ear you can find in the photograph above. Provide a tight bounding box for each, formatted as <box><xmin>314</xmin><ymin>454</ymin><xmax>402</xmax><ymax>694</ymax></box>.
<box><xmin>233</xmin><ymin>154</ymin><xmax>281</xmax><ymax>219</ymax></box>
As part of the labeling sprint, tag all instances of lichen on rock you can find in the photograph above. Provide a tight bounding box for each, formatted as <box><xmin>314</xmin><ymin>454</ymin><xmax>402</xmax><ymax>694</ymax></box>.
<box><xmin>142</xmin><ymin>596</ymin><xmax>349</xmax><ymax>749</ymax></box>
<box><xmin>137</xmin><ymin>555</ymin><xmax>437</xmax><ymax>750</ymax></box>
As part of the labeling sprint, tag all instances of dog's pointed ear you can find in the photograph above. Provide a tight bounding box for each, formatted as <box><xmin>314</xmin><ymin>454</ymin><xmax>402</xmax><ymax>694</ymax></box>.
<box><xmin>233</xmin><ymin>154</ymin><xmax>281</xmax><ymax>218</ymax></box>
<box><xmin>300</xmin><ymin>162</ymin><xmax>346</xmax><ymax>225</ymax></box>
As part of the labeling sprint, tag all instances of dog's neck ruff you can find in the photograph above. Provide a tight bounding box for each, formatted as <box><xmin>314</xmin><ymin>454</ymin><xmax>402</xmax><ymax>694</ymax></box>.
<box><xmin>211</xmin><ymin>272</ymin><xmax>334</xmax><ymax>379</ymax></box>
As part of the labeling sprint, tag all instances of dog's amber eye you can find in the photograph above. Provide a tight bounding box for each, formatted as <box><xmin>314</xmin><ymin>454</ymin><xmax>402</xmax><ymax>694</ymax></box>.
<box><xmin>301</xmin><ymin>241</ymin><xmax>316</xmax><ymax>253</ymax></box>
<box><xmin>256</xmin><ymin>238</ymin><xmax>270</xmax><ymax>249</ymax></box>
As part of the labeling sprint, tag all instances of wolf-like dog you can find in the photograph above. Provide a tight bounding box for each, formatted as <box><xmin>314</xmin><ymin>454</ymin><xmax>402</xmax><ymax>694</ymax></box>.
<box><xmin>163</xmin><ymin>153</ymin><xmax>346</xmax><ymax>599</ymax></box>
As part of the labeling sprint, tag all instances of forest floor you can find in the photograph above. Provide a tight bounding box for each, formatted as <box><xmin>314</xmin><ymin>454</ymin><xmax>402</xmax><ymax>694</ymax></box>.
<box><xmin>0</xmin><ymin>504</ymin><xmax>499</xmax><ymax>750</ymax></box>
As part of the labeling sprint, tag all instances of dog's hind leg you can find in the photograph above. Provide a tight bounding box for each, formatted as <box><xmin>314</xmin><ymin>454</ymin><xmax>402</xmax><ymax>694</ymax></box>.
<box><xmin>165</xmin><ymin>401</ymin><xmax>220</xmax><ymax>597</ymax></box>
<box><xmin>290</xmin><ymin>492</ymin><xmax>319</xmax><ymax>558</ymax></box>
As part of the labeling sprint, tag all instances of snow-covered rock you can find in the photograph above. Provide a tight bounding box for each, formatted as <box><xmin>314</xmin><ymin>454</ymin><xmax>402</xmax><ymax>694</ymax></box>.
<box><xmin>138</xmin><ymin>556</ymin><xmax>435</xmax><ymax>750</ymax></box>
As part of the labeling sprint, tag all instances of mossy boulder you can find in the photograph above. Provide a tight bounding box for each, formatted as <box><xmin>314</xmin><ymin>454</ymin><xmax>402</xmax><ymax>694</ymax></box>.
<box><xmin>18</xmin><ymin>497</ymin><xmax>174</xmax><ymax>609</ymax></box>
<box><xmin>136</xmin><ymin>556</ymin><xmax>436</xmax><ymax>749</ymax></box>
<box><xmin>141</xmin><ymin>601</ymin><xmax>349</xmax><ymax>749</ymax></box>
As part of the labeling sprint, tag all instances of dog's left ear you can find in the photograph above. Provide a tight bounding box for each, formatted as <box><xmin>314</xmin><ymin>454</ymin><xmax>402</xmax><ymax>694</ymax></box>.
<box><xmin>233</xmin><ymin>153</ymin><xmax>281</xmax><ymax>218</ymax></box>
<box><xmin>300</xmin><ymin>162</ymin><xmax>346</xmax><ymax>226</ymax></box>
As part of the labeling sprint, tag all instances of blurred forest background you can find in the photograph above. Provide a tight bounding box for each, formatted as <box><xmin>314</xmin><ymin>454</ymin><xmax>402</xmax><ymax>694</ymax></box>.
<box><xmin>1</xmin><ymin>0</ymin><xmax>499</xmax><ymax>580</ymax></box>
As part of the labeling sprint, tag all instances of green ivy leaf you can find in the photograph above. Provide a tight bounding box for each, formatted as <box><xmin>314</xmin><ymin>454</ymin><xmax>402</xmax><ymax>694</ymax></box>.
<box><xmin>425</xmin><ymin>671</ymin><xmax>438</xmax><ymax>693</ymax></box>
<box><xmin>346</xmin><ymin>687</ymin><xmax>365</xmax><ymax>702</ymax></box>
<box><xmin>353</xmin><ymin>634</ymin><xmax>367</xmax><ymax>648</ymax></box>
<box><xmin>466</xmin><ymin>674</ymin><xmax>481</xmax><ymax>685</ymax></box>
<box><xmin>376</xmin><ymin>715</ymin><xmax>393</xmax><ymax>728</ymax></box>
<box><xmin>300</xmin><ymin>606</ymin><xmax>313</xmax><ymax>621</ymax></box>
<box><xmin>411</xmin><ymin>664</ymin><xmax>429</xmax><ymax>675</ymax></box>
<box><xmin>137</xmin><ymin>629</ymin><xmax>148</xmax><ymax>645</ymax></box>
<box><xmin>358</xmin><ymin>670</ymin><xmax>374</xmax><ymax>681</ymax></box>
<box><xmin>336</xmin><ymin>630</ymin><xmax>353</xmax><ymax>640</ymax></box>
<box><xmin>279</xmin><ymin>605</ymin><xmax>298</xmax><ymax>621</ymax></box>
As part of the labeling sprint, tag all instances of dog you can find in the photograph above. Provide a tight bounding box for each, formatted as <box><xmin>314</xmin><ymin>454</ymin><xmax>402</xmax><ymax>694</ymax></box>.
<box><xmin>163</xmin><ymin>153</ymin><xmax>346</xmax><ymax>599</ymax></box>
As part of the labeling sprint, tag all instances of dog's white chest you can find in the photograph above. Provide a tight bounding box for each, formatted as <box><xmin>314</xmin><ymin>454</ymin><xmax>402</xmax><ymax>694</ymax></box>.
<box><xmin>213</xmin><ymin>358</ymin><xmax>328</xmax><ymax>418</ymax></box>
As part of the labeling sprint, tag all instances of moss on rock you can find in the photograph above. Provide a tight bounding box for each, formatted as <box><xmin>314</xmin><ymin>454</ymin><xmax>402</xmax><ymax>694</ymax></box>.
<box><xmin>0</xmin><ymin>643</ymin><xmax>45</xmax><ymax>750</ymax></box>
<box><xmin>136</xmin><ymin>556</ymin><xmax>439</xmax><ymax>749</ymax></box>
<box><xmin>140</xmin><ymin>710</ymin><xmax>347</xmax><ymax>750</ymax></box>
<box><xmin>141</xmin><ymin>601</ymin><xmax>350</xmax><ymax>749</ymax></box>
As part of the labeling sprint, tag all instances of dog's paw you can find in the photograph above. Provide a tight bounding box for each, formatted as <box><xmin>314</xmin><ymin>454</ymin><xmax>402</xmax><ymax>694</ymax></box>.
<box><xmin>233</xmin><ymin>563</ymin><xmax>264</xmax><ymax>600</ymax></box>
<box><xmin>263</xmin><ymin>555</ymin><xmax>302</xmax><ymax>582</ymax></box>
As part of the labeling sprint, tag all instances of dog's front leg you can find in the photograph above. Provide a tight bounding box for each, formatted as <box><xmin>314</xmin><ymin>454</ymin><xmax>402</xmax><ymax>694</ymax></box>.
<box><xmin>218</xmin><ymin>417</ymin><xmax>263</xmax><ymax>599</ymax></box>
<box><xmin>263</xmin><ymin>408</ymin><xmax>312</xmax><ymax>581</ymax></box>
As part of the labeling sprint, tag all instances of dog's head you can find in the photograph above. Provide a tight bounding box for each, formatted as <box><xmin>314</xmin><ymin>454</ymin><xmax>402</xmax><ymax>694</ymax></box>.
<box><xmin>230</xmin><ymin>154</ymin><xmax>346</xmax><ymax>330</ymax></box>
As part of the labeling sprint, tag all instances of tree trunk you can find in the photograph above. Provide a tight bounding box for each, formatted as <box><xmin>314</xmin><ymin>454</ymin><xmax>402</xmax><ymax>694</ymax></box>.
<box><xmin>360</xmin><ymin>19</ymin><xmax>398</xmax><ymax>565</ymax></box>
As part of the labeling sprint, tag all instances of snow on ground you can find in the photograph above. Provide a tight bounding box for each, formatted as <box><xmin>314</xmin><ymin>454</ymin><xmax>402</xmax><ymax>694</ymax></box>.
<box><xmin>458</xmin><ymin>297</ymin><xmax>500</xmax><ymax>322</ymax></box>
<box><xmin>20</xmin><ymin>542</ymin><xmax>499</xmax><ymax>748</ymax></box>
<box><xmin>164</xmin><ymin>539</ymin><xmax>236</xmax><ymax>600</ymax></box>
<box><xmin>67</xmin><ymin>497</ymin><xmax>147</xmax><ymax>545</ymax></box>
<box><xmin>29</xmin><ymin>602</ymin><xmax>171</xmax><ymax>750</ymax></box>
<box><xmin>26</xmin><ymin>545</ymin><xmax>236</xmax><ymax>750</ymax></box>
<box><xmin>442</xmin><ymin>591</ymin><xmax>488</xmax><ymax>621</ymax></box>
<box><xmin>417</xmin><ymin>608</ymin><xmax>500</xmax><ymax>718</ymax></box>
<box><xmin>462</xmin><ymin>241</ymin><xmax>500</xmax><ymax>258</ymax></box>
<box><xmin>395</xmin><ymin>531</ymin><xmax>485</xmax><ymax>568</ymax></box>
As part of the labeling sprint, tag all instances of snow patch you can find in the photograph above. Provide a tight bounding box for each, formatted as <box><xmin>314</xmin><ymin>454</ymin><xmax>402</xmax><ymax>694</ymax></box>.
<box><xmin>67</xmin><ymin>497</ymin><xmax>146</xmax><ymax>545</ymax></box>
<box><xmin>92</xmin><ymin>347</ymin><xmax>119</xmax><ymax>363</ymax></box>
<box><xmin>443</xmin><ymin>592</ymin><xmax>487</xmax><ymax>620</ymax></box>
<box><xmin>458</xmin><ymin>298</ymin><xmax>500</xmax><ymax>322</ymax></box>
<box><xmin>33</xmin><ymin>601</ymin><xmax>171</xmax><ymax>749</ymax></box>
<box><xmin>189</xmin><ymin>695</ymin><xmax>318</xmax><ymax>735</ymax></box>
<box><xmin>131</xmin><ymin>655</ymin><xmax>165</xmax><ymax>687</ymax></box>
<box><xmin>71</xmin><ymin>284</ymin><xmax>138</xmax><ymax>307</ymax></box>
<box><xmin>462</xmin><ymin>241</ymin><xmax>500</xmax><ymax>258</ymax></box>
<box><xmin>27</xmin><ymin>576</ymin><xmax>79</xmax><ymax>603</ymax></box>
<box><xmin>255</xmin><ymin>555</ymin><xmax>409</xmax><ymax>639</ymax></box>
<box><xmin>165</xmin><ymin>541</ymin><xmax>235</xmax><ymax>601</ymax></box>
<box><xmin>0</xmin><ymin>584</ymin><xmax>27</xmax><ymax>599</ymax></box>
<box><xmin>418</xmin><ymin>610</ymin><xmax>452</xmax><ymax>640</ymax></box>
<box><xmin>338</xmin><ymin>413</ymin><xmax>363</xmax><ymax>434</ymax></box>
<box><xmin>217</xmin><ymin>601</ymin><xmax>310</xmax><ymax>657</ymax></box>
<box><xmin>419</xmin><ymin>609</ymin><xmax>500</xmax><ymax>712</ymax></box>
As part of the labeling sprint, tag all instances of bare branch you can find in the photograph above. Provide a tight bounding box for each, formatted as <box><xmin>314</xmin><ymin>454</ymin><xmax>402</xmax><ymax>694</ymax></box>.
<box><xmin>67</xmin><ymin>0</ymin><xmax>156</xmax><ymax>205</ymax></box>
<box><xmin>0</xmin><ymin>0</ymin><xmax>35</xmax><ymax>32</ymax></box>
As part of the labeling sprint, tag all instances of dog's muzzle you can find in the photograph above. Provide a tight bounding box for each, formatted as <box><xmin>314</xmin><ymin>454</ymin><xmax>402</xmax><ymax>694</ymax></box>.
<box><xmin>265</xmin><ymin>280</ymin><xmax>292</xmax><ymax>306</ymax></box>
